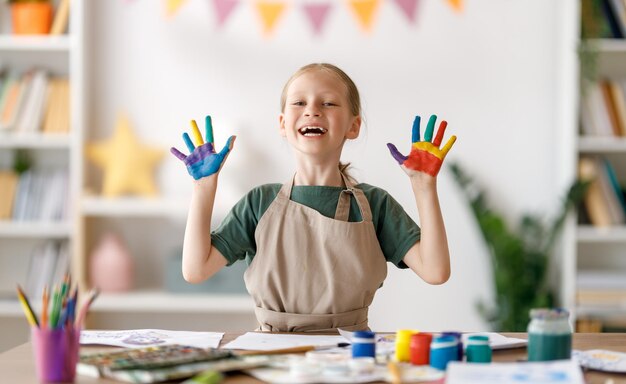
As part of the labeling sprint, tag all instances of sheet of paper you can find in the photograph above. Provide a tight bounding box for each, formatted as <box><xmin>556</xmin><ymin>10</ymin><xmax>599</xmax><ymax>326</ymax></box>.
<box><xmin>222</xmin><ymin>332</ymin><xmax>349</xmax><ymax>351</ymax></box>
<box><xmin>462</xmin><ymin>332</ymin><xmax>527</xmax><ymax>350</ymax></box>
<box><xmin>446</xmin><ymin>360</ymin><xmax>585</xmax><ymax>384</ymax></box>
<box><xmin>80</xmin><ymin>329</ymin><xmax>224</xmax><ymax>349</ymax></box>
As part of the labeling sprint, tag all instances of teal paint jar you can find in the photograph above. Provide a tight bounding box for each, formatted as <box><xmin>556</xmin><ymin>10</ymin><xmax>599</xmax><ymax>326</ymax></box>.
<box><xmin>466</xmin><ymin>335</ymin><xmax>492</xmax><ymax>363</ymax></box>
<box><xmin>527</xmin><ymin>308</ymin><xmax>572</xmax><ymax>361</ymax></box>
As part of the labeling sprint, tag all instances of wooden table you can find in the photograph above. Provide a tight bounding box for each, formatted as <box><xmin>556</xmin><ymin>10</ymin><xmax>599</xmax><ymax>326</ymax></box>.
<box><xmin>1</xmin><ymin>333</ymin><xmax>625</xmax><ymax>383</ymax></box>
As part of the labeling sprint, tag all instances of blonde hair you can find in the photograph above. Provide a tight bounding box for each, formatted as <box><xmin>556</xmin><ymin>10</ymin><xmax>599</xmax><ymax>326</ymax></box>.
<box><xmin>280</xmin><ymin>63</ymin><xmax>361</xmax><ymax>181</ymax></box>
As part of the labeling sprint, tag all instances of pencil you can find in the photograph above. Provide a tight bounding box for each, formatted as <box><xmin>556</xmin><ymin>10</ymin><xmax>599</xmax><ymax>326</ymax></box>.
<box><xmin>42</xmin><ymin>286</ymin><xmax>48</xmax><ymax>328</ymax></box>
<box><xmin>16</xmin><ymin>285</ymin><xmax>39</xmax><ymax>328</ymax></box>
<box><xmin>76</xmin><ymin>288</ymin><xmax>99</xmax><ymax>328</ymax></box>
<box><xmin>387</xmin><ymin>361</ymin><xmax>402</xmax><ymax>384</ymax></box>
<box><xmin>49</xmin><ymin>286</ymin><xmax>61</xmax><ymax>329</ymax></box>
<box><xmin>236</xmin><ymin>342</ymin><xmax>350</xmax><ymax>356</ymax></box>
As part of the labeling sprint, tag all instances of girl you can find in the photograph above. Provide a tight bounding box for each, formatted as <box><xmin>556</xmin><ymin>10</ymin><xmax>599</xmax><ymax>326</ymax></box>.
<box><xmin>170</xmin><ymin>63</ymin><xmax>456</xmax><ymax>332</ymax></box>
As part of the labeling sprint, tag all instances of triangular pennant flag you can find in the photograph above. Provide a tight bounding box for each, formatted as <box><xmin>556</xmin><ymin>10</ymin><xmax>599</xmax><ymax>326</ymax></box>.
<box><xmin>446</xmin><ymin>0</ymin><xmax>463</xmax><ymax>13</ymax></box>
<box><xmin>393</xmin><ymin>0</ymin><xmax>420</xmax><ymax>23</ymax></box>
<box><xmin>302</xmin><ymin>2</ymin><xmax>332</xmax><ymax>36</ymax></box>
<box><xmin>165</xmin><ymin>0</ymin><xmax>187</xmax><ymax>17</ymax></box>
<box><xmin>347</xmin><ymin>0</ymin><xmax>381</xmax><ymax>32</ymax></box>
<box><xmin>213</xmin><ymin>0</ymin><xmax>240</xmax><ymax>27</ymax></box>
<box><xmin>255</xmin><ymin>1</ymin><xmax>288</xmax><ymax>36</ymax></box>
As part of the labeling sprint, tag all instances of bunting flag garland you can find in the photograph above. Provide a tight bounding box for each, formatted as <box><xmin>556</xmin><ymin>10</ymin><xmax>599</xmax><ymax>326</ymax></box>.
<box><xmin>302</xmin><ymin>2</ymin><xmax>332</xmax><ymax>36</ymax></box>
<box><xmin>152</xmin><ymin>0</ymin><xmax>463</xmax><ymax>35</ymax></box>
<box><xmin>348</xmin><ymin>0</ymin><xmax>381</xmax><ymax>32</ymax></box>
<box><xmin>165</xmin><ymin>0</ymin><xmax>187</xmax><ymax>17</ymax></box>
<box><xmin>393</xmin><ymin>0</ymin><xmax>420</xmax><ymax>23</ymax></box>
<box><xmin>447</xmin><ymin>0</ymin><xmax>463</xmax><ymax>13</ymax></box>
<box><xmin>213</xmin><ymin>0</ymin><xmax>240</xmax><ymax>27</ymax></box>
<box><xmin>255</xmin><ymin>1</ymin><xmax>288</xmax><ymax>35</ymax></box>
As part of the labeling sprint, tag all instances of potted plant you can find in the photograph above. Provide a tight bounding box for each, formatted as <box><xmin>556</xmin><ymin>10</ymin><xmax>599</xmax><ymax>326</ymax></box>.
<box><xmin>5</xmin><ymin>0</ymin><xmax>53</xmax><ymax>35</ymax></box>
<box><xmin>450</xmin><ymin>163</ymin><xmax>588</xmax><ymax>331</ymax></box>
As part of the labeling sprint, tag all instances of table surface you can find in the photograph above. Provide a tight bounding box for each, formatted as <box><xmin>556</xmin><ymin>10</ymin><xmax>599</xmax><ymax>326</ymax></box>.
<box><xmin>1</xmin><ymin>333</ymin><xmax>625</xmax><ymax>383</ymax></box>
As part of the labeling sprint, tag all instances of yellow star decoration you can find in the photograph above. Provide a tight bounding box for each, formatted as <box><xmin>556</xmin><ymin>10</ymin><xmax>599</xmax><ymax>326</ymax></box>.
<box><xmin>86</xmin><ymin>115</ymin><xmax>164</xmax><ymax>197</ymax></box>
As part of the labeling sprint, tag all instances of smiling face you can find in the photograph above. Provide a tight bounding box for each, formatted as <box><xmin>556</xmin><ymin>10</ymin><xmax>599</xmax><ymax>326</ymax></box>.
<box><xmin>279</xmin><ymin>68</ymin><xmax>361</xmax><ymax>163</ymax></box>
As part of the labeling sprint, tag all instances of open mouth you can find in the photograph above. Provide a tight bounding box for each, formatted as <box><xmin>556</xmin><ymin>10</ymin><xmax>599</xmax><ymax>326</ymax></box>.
<box><xmin>298</xmin><ymin>126</ymin><xmax>328</xmax><ymax>137</ymax></box>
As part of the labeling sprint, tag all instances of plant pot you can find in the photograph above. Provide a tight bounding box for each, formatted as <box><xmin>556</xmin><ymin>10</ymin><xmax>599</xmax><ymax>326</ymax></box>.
<box><xmin>11</xmin><ymin>2</ymin><xmax>53</xmax><ymax>35</ymax></box>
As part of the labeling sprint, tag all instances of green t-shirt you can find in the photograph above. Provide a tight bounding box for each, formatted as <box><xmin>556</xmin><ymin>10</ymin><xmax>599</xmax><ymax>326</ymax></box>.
<box><xmin>211</xmin><ymin>183</ymin><xmax>421</xmax><ymax>269</ymax></box>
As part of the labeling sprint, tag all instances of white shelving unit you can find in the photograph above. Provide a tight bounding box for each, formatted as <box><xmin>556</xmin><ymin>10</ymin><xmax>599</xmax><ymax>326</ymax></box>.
<box><xmin>0</xmin><ymin>0</ymin><xmax>84</xmax><ymax>351</ymax></box>
<box><xmin>565</xmin><ymin>38</ymin><xmax>626</xmax><ymax>330</ymax></box>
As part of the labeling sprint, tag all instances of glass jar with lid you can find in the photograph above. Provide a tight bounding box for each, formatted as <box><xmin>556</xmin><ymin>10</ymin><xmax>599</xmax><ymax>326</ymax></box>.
<box><xmin>527</xmin><ymin>308</ymin><xmax>572</xmax><ymax>361</ymax></box>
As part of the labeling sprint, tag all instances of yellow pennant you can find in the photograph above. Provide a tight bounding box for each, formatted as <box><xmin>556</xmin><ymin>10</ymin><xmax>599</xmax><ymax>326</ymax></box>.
<box><xmin>348</xmin><ymin>0</ymin><xmax>381</xmax><ymax>32</ymax></box>
<box><xmin>446</xmin><ymin>0</ymin><xmax>463</xmax><ymax>12</ymax></box>
<box><xmin>256</xmin><ymin>1</ymin><xmax>288</xmax><ymax>35</ymax></box>
<box><xmin>165</xmin><ymin>0</ymin><xmax>187</xmax><ymax>17</ymax></box>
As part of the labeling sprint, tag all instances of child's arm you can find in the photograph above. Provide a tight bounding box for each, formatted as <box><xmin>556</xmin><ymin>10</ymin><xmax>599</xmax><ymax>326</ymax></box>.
<box><xmin>387</xmin><ymin>115</ymin><xmax>456</xmax><ymax>284</ymax></box>
<box><xmin>170</xmin><ymin>116</ymin><xmax>235</xmax><ymax>283</ymax></box>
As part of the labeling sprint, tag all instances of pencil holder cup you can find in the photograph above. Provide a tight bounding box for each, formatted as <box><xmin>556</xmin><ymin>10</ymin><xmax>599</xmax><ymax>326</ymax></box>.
<box><xmin>31</xmin><ymin>326</ymin><xmax>80</xmax><ymax>383</ymax></box>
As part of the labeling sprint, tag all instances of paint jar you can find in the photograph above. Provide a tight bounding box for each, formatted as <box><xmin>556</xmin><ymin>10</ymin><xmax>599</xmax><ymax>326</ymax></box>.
<box><xmin>395</xmin><ymin>329</ymin><xmax>415</xmax><ymax>362</ymax></box>
<box><xmin>442</xmin><ymin>331</ymin><xmax>463</xmax><ymax>360</ymax></box>
<box><xmin>466</xmin><ymin>335</ymin><xmax>492</xmax><ymax>363</ymax></box>
<box><xmin>351</xmin><ymin>331</ymin><xmax>376</xmax><ymax>358</ymax></box>
<box><xmin>527</xmin><ymin>308</ymin><xmax>572</xmax><ymax>361</ymax></box>
<box><xmin>410</xmin><ymin>332</ymin><xmax>432</xmax><ymax>365</ymax></box>
<box><xmin>429</xmin><ymin>335</ymin><xmax>459</xmax><ymax>370</ymax></box>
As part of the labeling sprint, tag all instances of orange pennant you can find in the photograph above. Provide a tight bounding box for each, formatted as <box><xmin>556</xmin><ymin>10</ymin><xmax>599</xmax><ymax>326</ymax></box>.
<box><xmin>165</xmin><ymin>0</ymin><xmax>187</xmax><ymax>17</ymax></box>
<box><xmin>255</xmin><ymin>1</ymin><xmax>288</xmax><ymax>36</ymax></box>
<box><xmin>446</xmin><ymin>0</ymin><xmax>463</xmax><ymax>12</ymax></box>
<box><xmin>347</xmin><ymin>0</ymin><xmax>381</xmax><ymax>32</ymax></box>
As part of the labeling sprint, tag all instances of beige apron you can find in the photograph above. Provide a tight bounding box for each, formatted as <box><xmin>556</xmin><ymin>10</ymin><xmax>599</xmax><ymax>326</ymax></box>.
<box><xmin>244</xmin><ymin>173</ymin><xmax>387</xmax><ymax>332</ymax></box>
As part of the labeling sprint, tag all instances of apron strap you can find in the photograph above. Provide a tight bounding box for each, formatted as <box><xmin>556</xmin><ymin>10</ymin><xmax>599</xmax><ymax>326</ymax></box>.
<box><xmin>280</xmin><ymin>172</ymin><xmax>374</xmax><ymax>222</ymax></box>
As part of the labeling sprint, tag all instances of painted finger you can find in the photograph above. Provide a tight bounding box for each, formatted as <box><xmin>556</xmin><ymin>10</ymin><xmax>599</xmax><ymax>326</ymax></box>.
<box><xmin>170</xmin><ymin>147</ymin><xmax>187</xmax><ymax>161</ymax></box>
<box><xmin>432</xmin><ymin>120</ymin><xmax>448</xmax><ymax>147</ymax></box>
<box><xmin>190</xmin><ymin>120</ymin><xmax>204</xmax><ymax>146</ymax></box>
<box><xmin>441</xmin><ymin>135</ymin><xmax>457</xmax><ymax>157</ymax></box>
<box><xmin>183</xmin><ymin>132</ymin><xmax>195</xmax><ymax>152</ymax></box>
<box><xmin>411</xmin><ymin>116</ymin><xmax>421</xmax><ymax>144</ymax></box>
<box><xmin>387</xmin><ymin>143</ymin><xmax>408</xmax><ymax>165</ymax></box>
<box><xmin>424</xmin><ymin>114</ymin><xmax>437</xmax><ymax>142</ymax></box>
<box><xmin>205</xmin><ymin>115</ymin><xmax>214</xmax><ymax>146</ymax></box>
<box><xmin>218</xmin><ymin>135</ymin><xmax>236</xmax><ymax>157</ymax></box>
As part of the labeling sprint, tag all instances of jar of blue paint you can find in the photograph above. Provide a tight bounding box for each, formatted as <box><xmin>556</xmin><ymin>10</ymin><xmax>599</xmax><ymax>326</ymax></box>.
<box><xmin>527</xmin><ymin>308</ymin><xmax>572</xmax><ymax>361</ymax></box>
<box><xmin>429</xmin><ymin>335</ymin><xmax>459</xmax><ymax>370</ymax></box>
<box><xmin>351</xmin><ymin>330</ymin><xmax>376</xmax><ymax>358</ymax></box>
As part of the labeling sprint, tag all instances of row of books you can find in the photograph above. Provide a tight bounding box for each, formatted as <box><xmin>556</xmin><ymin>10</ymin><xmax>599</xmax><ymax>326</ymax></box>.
<box><xmin>578</xmin><ymin>156</ymin><xmax>626</xmax><ymax>227</ymax></box>
<box><xmin>577</xmin><ymin>269</ymin><xmax>626</xmax><ymax>309</ymax></box>
<box><xmin>583</xmin><ymin>0</ymin><xmax>626</xmax><ymax>39</ymax></box>
<box><xmin>0</xmin><ymin>168</ymin><xmax>69</xmax><ymax>222</ymax></box>
<box><xmin>0</xmin><ymin>69</ymin><xmax>70</xmax><ymax>134</ymax></box>
<box><xmin>24</xmin><ymin>240</ymin><xmax>70</xmax><ymax>301</ymax></box>
<box><xmin>576</xmin><ymin>317</ymin><xmax>626</xmax><ymax>332</ymax></box>
<box><xmin>581</xmin><ymin>80</ymin><xmax>626</xmax><ymax>137</ymax></box>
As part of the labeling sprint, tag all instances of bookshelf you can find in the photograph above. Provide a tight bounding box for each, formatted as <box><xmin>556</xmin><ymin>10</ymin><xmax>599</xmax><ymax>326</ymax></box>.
<box><xmin>0</xmin><ymin>0</ymin><xmax>83</xmax><ymax>352</ymax></box>
<box><xmin>566</xmin><ymin>3</ymin><xmax>626</xmax><ymax>331</ymax></box>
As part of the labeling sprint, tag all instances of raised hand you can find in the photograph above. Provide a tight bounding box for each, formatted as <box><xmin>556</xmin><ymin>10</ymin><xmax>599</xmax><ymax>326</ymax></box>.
<box><xmin>387</xmin><ymin>115</ymin><xmax>456</xmax><ymax>177</ymax></box>
<box><xmin>170</xmin><ymin>116</ymin><xmax>236</xmax><ymax>180</ymax></box>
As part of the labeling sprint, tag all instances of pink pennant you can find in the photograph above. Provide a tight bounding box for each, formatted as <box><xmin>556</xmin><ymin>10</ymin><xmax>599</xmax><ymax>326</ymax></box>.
<box><xmin>213</xmin><ymin>0</ymin><xmax>240</xmax><ymax>27</ymax></box>
<box><xmin>393</xmin><ymin>0</ymin><xmax>419</xmax><ymax>23</ymax></box>
<box><xmin>302</xmin><ymin>2</ymin><xmax>332</xmax><ymax>36</ymax></box>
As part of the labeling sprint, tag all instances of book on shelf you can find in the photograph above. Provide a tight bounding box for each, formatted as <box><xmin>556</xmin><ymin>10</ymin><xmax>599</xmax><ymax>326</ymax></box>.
<box><xmin>580</xmin><ymin>80</ymin><xmax>626</xmax><ymax>137</ymax></box>
<box><xmin>0</xmin><ymin>171</ymin><xmax>18</xmax><ymax>220</ymax></box>
<box><xmin>50</xmin><ymin>0</ymin><xmax>70</xmax><ymax>36</ymax></box>
<box><xmin>578</xmin><ymin>156</ymin><xmax>625</xmax><ymax>227</ymax></box>
<box><xmin>0</xmin><ymin>70</ymin><xmax>69</xmax><ymax>134</ymax></box>
<box><xmin>10</xmin><ymin>168</ymin><xmax>69</xmax><ymax>222</ymax></box>
<box><xmin>24</xmin><ymin>240</ymin><xmax>69</xmax><ymax>301</ymax></box>
<box><xmin>577</xmin><ymin>289</ymin><xmax>626</xmax><ymax>306</ymax></box>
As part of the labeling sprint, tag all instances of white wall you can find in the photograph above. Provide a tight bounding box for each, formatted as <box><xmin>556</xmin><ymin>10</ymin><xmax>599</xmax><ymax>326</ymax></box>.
<box><xmin>85</xmin><ymin>0</ymin><xmax>570</xmax><ymax>332</ymax></box>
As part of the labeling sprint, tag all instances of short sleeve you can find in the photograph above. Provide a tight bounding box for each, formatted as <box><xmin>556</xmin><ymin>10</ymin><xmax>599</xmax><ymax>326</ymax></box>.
<box><xmin>359</xmin><ymin>184</ymin><xmax>421</xmax><ymax>269</ymax></box>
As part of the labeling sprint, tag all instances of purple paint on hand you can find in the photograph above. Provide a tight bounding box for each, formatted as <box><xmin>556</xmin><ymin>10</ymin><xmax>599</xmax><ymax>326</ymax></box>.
<box><xmin>387</xmin><ymin>143</ymin><xmax>408</xmax><ymax>165</ymax></box>
<box><xmin>170</xmin><ymin>147</ymin><xmax>187</xmax><ymax>161</ymax></box>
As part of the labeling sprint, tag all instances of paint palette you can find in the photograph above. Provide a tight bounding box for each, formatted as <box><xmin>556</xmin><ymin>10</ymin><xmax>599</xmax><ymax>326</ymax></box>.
<box><xmin>79</xmin><ymin>344</ymin><xmax>233</xmax><ymax>370</ymax></box>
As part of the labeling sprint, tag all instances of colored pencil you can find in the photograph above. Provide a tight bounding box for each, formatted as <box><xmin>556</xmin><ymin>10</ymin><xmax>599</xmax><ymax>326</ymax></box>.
<box><xmin>76</xmin><ymin>288</ymin><xmax>99</xmax><ymax>328</ymax></box>
<box><xmin>15</xmin><ymin>285</ymin><xmax>39</xmax><ymax>328</ymax></box>
<box><xmin>42</xmin><ymin>286</ymin><xmax>49</xmax><ymax>328</ymax></box>
<box><xmin>49</xmin><ymin>286</ymin><xmax>61</xmax><ymax>329</ymax></box>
